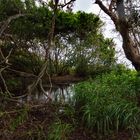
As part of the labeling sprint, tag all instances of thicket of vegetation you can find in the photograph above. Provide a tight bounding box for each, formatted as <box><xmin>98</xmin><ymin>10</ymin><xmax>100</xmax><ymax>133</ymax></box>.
<box><xmin>0</xmin><ymin>0</ymin><xmax>140</xmax><ymax>139</ymax></box>
<box><xmin>1</xmin><ymin>68</ymin><xmax>140</xmax><ymax>139</ymax></box>
<box><xmin>0</xmin><ymin>0</ymin><xmax>116</xmax><ymax>95</ymax></box>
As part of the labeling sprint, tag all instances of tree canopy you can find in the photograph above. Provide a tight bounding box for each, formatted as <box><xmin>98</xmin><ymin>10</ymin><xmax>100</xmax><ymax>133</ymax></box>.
<box><xmin>0</xmin><ymin>0</ymin><xmax>116</xmax><ymax>93</ymax></box>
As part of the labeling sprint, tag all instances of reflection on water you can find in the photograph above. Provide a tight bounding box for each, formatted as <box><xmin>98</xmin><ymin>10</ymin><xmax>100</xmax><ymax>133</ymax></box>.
<box><xmin>19</xmin><ymin>84</ymin><xmax>74</xmax><ymax>104</ymax></box>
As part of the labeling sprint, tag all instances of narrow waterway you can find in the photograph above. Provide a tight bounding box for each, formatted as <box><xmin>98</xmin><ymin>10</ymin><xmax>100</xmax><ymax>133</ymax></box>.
<box><xmin>19</xmin><ymin>84</ymin><xmax>75</xmax><ymax>104</ymax></box>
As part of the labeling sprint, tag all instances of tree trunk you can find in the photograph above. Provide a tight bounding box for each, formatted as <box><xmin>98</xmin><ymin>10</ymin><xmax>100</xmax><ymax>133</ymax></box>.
<box><xmin>95</xmin><ymin>0</ymin><xmax>140</xmax><ymax>71</ymax></box>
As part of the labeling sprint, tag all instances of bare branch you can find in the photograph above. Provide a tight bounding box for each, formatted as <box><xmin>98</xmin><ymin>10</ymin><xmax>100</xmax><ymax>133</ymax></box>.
<box><xmin>26</xmin><ymin>0</ymin><xmax>59</xmax><ymax>95</ymax></box>
<box><xmin>95</xmin><ymin>0</ymin><xmax>119</xmax><ymax>30</ymax></box>
<box><xmin>0</xmin><ymin>48</ymin><xmax>13</xmax><ymax>65</ymax></box>
<box><xmin>59</xmin><ymin>0</ymin><xmax>76</xmax><ymax>8</ymax></box>
<box><xmin>0</xmin><ymin>14</ymin><xmax>26</xmax><ymax>37</ymax></box>
<box><xmin>0</xmin><ymin>66</ymin><xmax>11</xmax><ymax>96</ymax></box>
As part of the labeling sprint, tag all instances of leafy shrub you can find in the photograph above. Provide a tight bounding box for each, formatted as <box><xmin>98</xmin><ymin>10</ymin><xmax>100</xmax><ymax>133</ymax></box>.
<box><xmin>73</xmin><ymin>70</ymin><xmax>140</xmax><ymax>135</ymax></box>
<box><xmin>48</xmin><ymin>120</ymin><xmax>74</xmax><ymax>140</ymax></box>
<box><xmin>10</xmin><ymin>108</ymin><xmax>28</xmax><ymax>131</ymax></box>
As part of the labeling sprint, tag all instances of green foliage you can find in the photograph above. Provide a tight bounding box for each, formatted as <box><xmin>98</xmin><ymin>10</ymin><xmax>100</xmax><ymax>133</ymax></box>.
<box><xmin>57</xmin><ymin>105</ymin><xmax>76</xmax><ymax>125</ymax></box>
<box><xmin>11</xmin><ymin>6</ymin><xmax>52</xmax><ymax>39</ymax></box>
<box><xmin>10</xmin><ymin>108</ymin><xmax>28</xmax><ymax>131</ymax></box>
<box><xmin>73</xmin><ymin>70</ymin><xmax>140</xmax><ymax>135</ymax></box>
<box><xmin>0</xmin><ymin>0</ymin><xmax>116</xmax><ymax>78</ymax></box>
<box><xmin>48</xmin><ymin>120</ymin><xmax>74</xmax><ymax>140</ymax></box>
<box><xmin>55</xmin><ymin>11</ymin><xmax>102</xmax><ymax>36</ymax></box>
<box><xmin>6</xmin><ymin>77</ymin><xmax>22</xmax><ymax>92</ymax></box>
<box><xmin>25</xmin><ymin>124</ymin><xmax>47</xmax><ymax>139</ymax></box>
<box><xmin>0</xmin><ymin>0</ymin><xmax>24</xmax><ymax>20</ymax></box>
<box><xmin>10</xmin><ymin>50</ymin><xmax>44</xmax><ymax>74</ymax></box>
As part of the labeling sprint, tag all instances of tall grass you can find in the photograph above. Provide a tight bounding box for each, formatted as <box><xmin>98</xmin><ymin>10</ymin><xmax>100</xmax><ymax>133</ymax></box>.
<box><xmin>73</xmin><ymin>71</ymin><xmax>140</xmax><ymax>135</ymax></box>
<box><xmin>48</xmin><ymin>120</ymin><xmax>74</xmax><ymax>140</ymax></box>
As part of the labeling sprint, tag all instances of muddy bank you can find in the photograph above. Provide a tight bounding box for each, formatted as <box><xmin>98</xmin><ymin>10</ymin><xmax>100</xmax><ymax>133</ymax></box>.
<box><xmin>44</xmin><ymin>75</ymin><xmax>86</xmax><ymax>84</ymax></box>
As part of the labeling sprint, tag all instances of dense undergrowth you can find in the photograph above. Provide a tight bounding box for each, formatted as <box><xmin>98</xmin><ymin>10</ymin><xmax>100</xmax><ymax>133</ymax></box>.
<box><xmin>1</xmin><ymin>69</ymin><xmax>140</xmax><ymax>139</ymax></box>
<box><xmin>74</xmin><ymin>70</ymin><xmax>140</xmax><ymax>137</ymax></box>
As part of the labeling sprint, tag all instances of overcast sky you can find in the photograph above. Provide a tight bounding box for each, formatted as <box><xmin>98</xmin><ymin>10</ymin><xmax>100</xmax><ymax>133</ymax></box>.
<box><xmin>73</xmin><ymin>0</ymin><xmax>133</xmax><ymax>68</ymax></box>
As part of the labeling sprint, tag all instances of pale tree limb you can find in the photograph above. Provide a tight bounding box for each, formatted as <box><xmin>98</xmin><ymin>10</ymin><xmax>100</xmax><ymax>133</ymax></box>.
<box><xmin>27</xmin><ymin>61</ymin><xmax>48</xmax><ymax>95</ymax></box>
<box><xmin>0</xmin><ymin>48</ymin><xmax>13</xmax><ymax>65</ymax></box>
<box><xmin>0</xmin><ymin>66</ymin><xmax>11</xmax><ymax>96</ymax></box>
<box><xmin>0</xmin><ymin>48</ymin><xmax>5</xmax><ymax>60</ymax></box>
<box><xmin>0</xmin><ymin>47</ymin><xmax>13</xmax><ymax>96</ymax></box>
<box><xmin>39</xmin><ymin>79</ymin><xmax>52</xmax><ymax>101</ymax></box>
<box><xmin>26</xmin><ymin>1</ymin><xmax>59</xmax><ymax>98</ymax></box>
<box><xmin>46</xmin><ymin>69</ymin><xmax>53</xmax><ymax>99</ymax></box>
<box><xmin>0</xmin><ymin>14</ymin><xmax>26</xmax><ymax>37</ymax></box>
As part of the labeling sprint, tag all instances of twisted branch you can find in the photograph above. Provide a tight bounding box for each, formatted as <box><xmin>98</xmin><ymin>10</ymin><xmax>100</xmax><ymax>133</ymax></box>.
<box><xmin>0</xmin><ymin>14</ymin><xmax>26</xmax><ymax>37</ymax></box>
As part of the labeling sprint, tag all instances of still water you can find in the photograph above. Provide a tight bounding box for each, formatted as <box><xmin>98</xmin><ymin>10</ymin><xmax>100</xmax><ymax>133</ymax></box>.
<box><xmin>19</xmin><ymin>84</ymin><xmax>75</xmax><ymax>104</ymax></box>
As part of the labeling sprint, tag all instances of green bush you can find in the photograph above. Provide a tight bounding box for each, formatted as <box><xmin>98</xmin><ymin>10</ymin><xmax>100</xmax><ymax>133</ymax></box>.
<box><xmin>73</xmin><ymin>70</ymin><xmax>140</xmax><ymax>135</ymax></box>
<box><xmin>48</xmin><ymin>120</ymin><xmax>74</xmax><ymax>140</ymax></box>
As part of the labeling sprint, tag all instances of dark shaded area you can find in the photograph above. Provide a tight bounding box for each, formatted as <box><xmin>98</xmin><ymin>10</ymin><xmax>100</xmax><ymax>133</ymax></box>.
<box><xmin>0</xmin><ymin>101</ymin><xmax>132</xmax><ymax>140</ymax></box>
